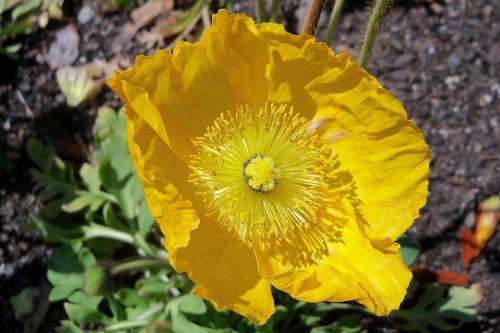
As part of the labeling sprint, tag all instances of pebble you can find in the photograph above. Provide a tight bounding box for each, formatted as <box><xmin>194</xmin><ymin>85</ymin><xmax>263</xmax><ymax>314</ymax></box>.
<box><xmin>45</xmin><ymin>25</ymin><xmax>80</xmax><ymax>69</ymax></box>
<box><xmin>478</xmin><ymin>94</ymin><xmax>493</xmax><ymax>106</ymax></box>
<box><xmin>77</xmin><ymin>6</ymin><xmax>95</xmax><ymax>25</ymax></box>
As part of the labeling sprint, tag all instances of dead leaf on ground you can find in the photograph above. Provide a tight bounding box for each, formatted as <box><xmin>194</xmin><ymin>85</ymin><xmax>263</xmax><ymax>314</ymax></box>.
<box><xmin>460</xmin><ymin>195</ymin><xmax>500</xmax><ymax>267</ymax></box>
<box><xmin>56</xmin><ymin>57</ymin><xmax>130</xmax><ymax>107</ymax></box>
<box><xmin>115</xmin><ymin>0</ymin><xmax>203</xmax><ymax>50</ymax></box>
<box><xmin>413</xmin><ymin>265</ymin><xmax>469</xmax><ymax>287</ymax></box>
<box><xmin>130</xmin><ymin>0</ymin><xmax>174</xmax><ymax>28</ymax></box>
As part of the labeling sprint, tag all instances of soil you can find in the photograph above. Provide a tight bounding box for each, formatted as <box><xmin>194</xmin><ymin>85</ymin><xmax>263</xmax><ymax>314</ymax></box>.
<box><xmin>0</xmin><ymin>0</ymin><xmax>499</xmax><ymax>332</ymax></box>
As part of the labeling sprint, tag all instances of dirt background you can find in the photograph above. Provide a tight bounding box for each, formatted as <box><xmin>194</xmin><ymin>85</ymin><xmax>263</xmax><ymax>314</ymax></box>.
<box><xmin>0</xmin><ymin>0</ymin><xmax>499</xmax><ymax>332</ymax></box>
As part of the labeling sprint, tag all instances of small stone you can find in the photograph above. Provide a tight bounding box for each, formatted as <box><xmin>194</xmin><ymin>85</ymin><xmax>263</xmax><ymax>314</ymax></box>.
<box><xmin>478</xmin><ymin>94</ymin><xmax>493</xmax><ymax>107</ymax></box>
<box><xmin>45</xmin><ymin>25</ymin><xmax>80</xmax><ymax>69</ymax></box>
<box><xmin>473</xmin><ymin>142</ymin><xmax>483</xmax><ymax>153</ymax></box>
<box><xmin>3</xmin><ymin>119</ymin><xmax>11</xmax><ymax>131</ymax></box>
<box><xmin>77</xmin><ymin>6</ymin><xmax>95</xmax><ymax>25</ymax></box>
<box><xmin>463</xmin><ymin>211</ymin><xmax>475</xmax><ymax>228</ymax></box>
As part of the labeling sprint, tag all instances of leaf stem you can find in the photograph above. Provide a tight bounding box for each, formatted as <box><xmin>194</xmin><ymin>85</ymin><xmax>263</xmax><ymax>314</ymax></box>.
<box><xmin>270</xmin><ymin>0</ymin><xmax>280</xmax><ymax>22</ymax></box>
<box><xmin>325</xmin><ymin>0</ymin><xmax>345</xmax><ymax>45</ymax></box>
<box><xmin>133</xmin><ymin>232</ymin><xmax>169</xmax><ymax>260</ymax></box>
<box><xmin>110</xmin><ymin>258</ymin><xmax>166</xmax><ymax>275</ymax></box>
<box><xmin>99</xmin><ymin>304</ymin><xmax>166</xmax><ymax>332</ymax></box>
<box><xmin>255</xmin><ymin>0</ymin><xmax>265</xmax><ymax>23</ymax></box>
<box><xmin>301</xmin><ymin>0</ymin><xmax>325</xmax><ymax>35</ymax></box>
<box><xmin>358</xmin><ymin>0</ymin><xmax>392</xmax><ymax>67</ymax></box>
<box><xmin>100</xmin><ymin>320</ymin><xmax>149</xmax><ymax>332</ymax></box>
<box><xmin>83</xmin><ymin>224</ymin><xmax>134</xmax><ymax>244</ymax></box>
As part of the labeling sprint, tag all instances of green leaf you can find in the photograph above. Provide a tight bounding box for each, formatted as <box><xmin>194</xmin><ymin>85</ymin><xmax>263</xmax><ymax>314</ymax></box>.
<box><xmin>47</xmin><ymin>243</ymin><xmax>96</xmax><ymax>301</ymax></box>
<box><xmin>391</xmin><ymin>284</ymin><xmax>480</xmax><ymax>333</ymax></box>
<box><xmin>177</xmin><ymin>294</ymin><xmax>207</xmax><ymax>315</ymax></box>
<box><xmin>80</xmin><ymin>163</ymin><xmax>101</xmax><ymax>193</ymax></box>
<box><xmin>83</xmin><ymin>265</ymin><xmax>115</xmax><ymax>296</ymax></box>
<box><xmin>55</xmin><ymin>320</ymin><xmax>85</xmax><ymax>333</ymax></box>
<box><xmin>136</xmin><ymin>275</ymin><xmax>167</xmax><ymax>301</ymax></box>
<box><xmin>64</xmin><ymin>302</ymin><xmax>106</xmax><ymax>323</ymax></box>
<box><xmin>138</xmin><ymin>198</ymin><xmax>154</xmax><ymax>237</ymax></box>
<box><xmin>62</xmin><ymin>192</ymin><xmax>105</xmax><ymax>213</ymax></box>
<box><xmin>107</xmin><ymin>295</ymin><xmax>127</xmax><ymax>321</ymax></box>
<box><xmin>0</xmin><ymin>20</ymin><xmax>31</xmax><ymax>37</ymax></box>
<box><xmin>103</xmin><ymin>202</ymin><xmax>128</xmax><ymax>232</ymax></box>
<box><xmin>397</xmin><ymin>233</ymin><xmax>420</xmax><ymax>266</ymax></box>
<box><xmin>1</xmin><ymin>0</ymin><xmax>22</xmax><ymax>14</ymax></box>
<box><xmin>0</xmin><ymin>43</ymin><xmax>22</xmax><ymax>58</ymax></box>
<box><xmin>65</xmin><ymin>292</ymin><xmax>108</xmax><ymax>323</ymax></box>
<box><xmin>116</xmin><ymin>288</ymin><xmax>148</xmax><ymax>308</ymax></box>
<box><xmin>27</xmin><ymin>216</ymin><xmax>85</xmax><ymax>242</ymax></box>
<box><xmin>171</xmin><ymin>313</ymin><xmax>211</xmax><ymax>333</ymax></box>
<box><xmin>9</xmin><ymin>287</ymin><xmax>40</xmax><ymax>320</ymax></box>
<box><xmin>11</xmin><ymin>0</ymin><xmax>41</xmax><ymax>20</ymax></box>
<box><xmin>310</xmin><ymin>315</ymin><xmax>364</xmax><ymax>333</ymax></box>
<box><xmin>98</xmin><ymin>156</ymin><xmax>119</xmax><ymax>191</ymax></box>
<box><xmin>300</xmin><ymin>314</ymin><xmax>322</xmax><ymax>326</ymax></box>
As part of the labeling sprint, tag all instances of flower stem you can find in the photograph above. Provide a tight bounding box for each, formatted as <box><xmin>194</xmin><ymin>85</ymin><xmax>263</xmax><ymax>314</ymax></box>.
<box><xmin>255</xmin><ymin>0</ymin><xmax>265</xmax><ymax>23</ymax></box>
<box><xmin>83</xmin><ymin>223</ymin><xmax>134</xmax><ymax>244</ymax></box>
<box><xmin>133</xmin><ymin>232</ymin><xmax>169</xmax><ymax>260</ymax></box>
<box><xmin>358</xmin><ymin>0</ymin><xmax>392</xmax><ymax>67</ymax></box>
<box><xmin>325</xmin><ymin>0</ymin><xmax>345</xmax><ymax>45</ymax></box>
<box><xmin>270</xmin><ymin>0</ymin><xmax>280</xmax><ymax>22</ymax></box>
<box><xmin>301</xmin><ymin>0</ymin><xmax>326</xmax><ymax>35</ymax></box>
<box><xmin>110</xmin><ymin>258</ymin><xmax>166</xmax><ymax>275</ymax></box>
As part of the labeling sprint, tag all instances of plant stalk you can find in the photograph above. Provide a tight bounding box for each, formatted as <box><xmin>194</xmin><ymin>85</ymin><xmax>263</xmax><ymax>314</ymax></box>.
<box><xmin>255</xmin><ymin>0</ymin><xmax>265</xmax><ymax>23</ymax></box>
<box><xmin>133</xmin><ymin>232</ymin><xmax>169</xmax><ymax>260</ymax></box>
<box><xmin>110</xmin><ymin>258</ymin><xmax>166</xmax><ymax>275</ymax></box>
<box><xmin>83</xmin><ymin>224</ymin><xmax>134</xmax><ymax>244</ymax></box>
<box><xmin>301</xmin><ymin>0</ymin><xmax>326</xmax><ymax>35</ymax></box>
<box><xmin>325</xmin><ymin>0</ymin><xmax>345</xmax><ymax>45</ymax></box>
<box><xmin>358</xmin><ymin>0</ymin><xmax>392</xmax><ymax>67</ymax></box>
<box><xmin>270</xmin><ymin>0</ymin><xmax>280</xmax><ymax>22</ymax></box>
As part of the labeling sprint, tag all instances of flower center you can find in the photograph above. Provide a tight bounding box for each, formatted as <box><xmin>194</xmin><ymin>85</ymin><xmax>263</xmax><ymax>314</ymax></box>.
<box><xmin>189</xmin><ymin>103</ymin><xmax>335</xmax><ymax>246</ymax></box>
<box><xmin>243</xmin><ymin>155</ymin><xmax>280</xmax><ymax>193</ymax></box>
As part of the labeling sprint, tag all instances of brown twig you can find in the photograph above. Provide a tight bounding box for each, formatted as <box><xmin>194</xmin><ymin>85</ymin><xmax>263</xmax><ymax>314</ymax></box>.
<box><xmin>301</xmin><ymin>0</ymin><xmax>326</xmax><ymax>35</ymax></box>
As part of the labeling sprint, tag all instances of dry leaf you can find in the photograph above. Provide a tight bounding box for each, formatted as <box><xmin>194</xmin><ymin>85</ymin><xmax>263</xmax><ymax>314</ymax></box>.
<box><xmin>130</xmin><ymin>0</ymin><xmax>174</xmax><ymax>30</ymax></box>
<box><xmin>56</xmin><ymin>63</ymin><xmax>104</xmax><ymax>107</ymax></box>
<box><xmin>460</xmin><ymin>195</ymin><xmax>500</xmax><ymax>267</ymax></box>
<box><xmin>413</xmin><ymin>265</ymin><xmax>469</xmax><ymax>287</ymax></box>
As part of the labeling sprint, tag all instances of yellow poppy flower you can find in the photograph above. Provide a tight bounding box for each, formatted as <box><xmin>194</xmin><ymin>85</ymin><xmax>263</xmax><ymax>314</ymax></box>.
<box><xmin>108</xmin><ymin>9</ymin><xmax>430</xmax><ymax>325</ymax></box>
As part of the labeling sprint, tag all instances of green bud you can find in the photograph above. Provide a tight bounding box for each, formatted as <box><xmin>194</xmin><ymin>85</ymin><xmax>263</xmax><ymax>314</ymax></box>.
<box><xmin>83</xmin><ymin>265</ymin><xmax>115</xmax><ymax>296</ymax></box>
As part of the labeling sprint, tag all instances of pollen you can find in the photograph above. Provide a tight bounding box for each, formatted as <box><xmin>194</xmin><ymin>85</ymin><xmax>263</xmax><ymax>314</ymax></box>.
<box><xmin>244</xmin><ymin>156</ymin><xmax>280</xmax><ymax>192</ymax></box>
<box><xmin>188</xmin><ymin>103</ymin><xmax>336</xmax><ymax>246</ymax></box>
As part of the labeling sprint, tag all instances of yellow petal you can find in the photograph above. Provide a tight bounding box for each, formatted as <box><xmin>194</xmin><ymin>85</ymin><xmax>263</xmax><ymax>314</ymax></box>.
<box><xmin>176</xmin><ymin>218</ymin><xmax>275</xmax><ymax>324</ymax></box>
<box><xmin>125</xmin><ymin>89</ymin><xmax>275</xmax><ymax>323</ymax></box>
<box><xmin>308</xmin><ymin>55</ymin><xmax>430</xmax><ymax>240</ymax></box>
<box><xmin>257</xmin><ymin>22</ymin><xmax>337</xmax><ymax>120</ymax></box>
<box><xmin>108</xmin><ymin>10</ymin><xmax>271</xmax><ymax>162</ymax></box>
<box><xmin>108</xmin><ymin>51</ymin><xmax>195</xmax><ymax>162</ymax></box>
<box><xmin>264</xmin><ymin>202</ymin><xmax>411</xmax><ymax>316</ymax></box>
<box><xmin>125</xmin><ymin>106</ymin><xmax>199</xmax><ymax>269</ymax></box>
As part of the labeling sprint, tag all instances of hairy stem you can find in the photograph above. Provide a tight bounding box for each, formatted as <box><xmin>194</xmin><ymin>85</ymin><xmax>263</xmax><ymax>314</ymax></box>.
<box><xmin>301</xmin><ymin>0</ymin><xmax>326</xmax><ymax>35</ymax></box>
<box><xmin>255</xmin><ymin>0</ymin><xmax>265</xmax><ymax>23</ymax></box>
<box><xmin>110</xmin><ymin>258</ymin><xmax>166</xmax><ymax>275</ymax></box>
<box><xmin>326</xmin><ymin>0</ymin><xmax>345</xmax><ymax>45</ymax></box>
<box><xmin>270</xmin><ymin>0</ymin><xmax>280</xmax><ymax>22</ymax></box>
<box><xmin>358</xmin><ymin>0</ymin><xmax>392</xmax><ymax>67</ymax></box>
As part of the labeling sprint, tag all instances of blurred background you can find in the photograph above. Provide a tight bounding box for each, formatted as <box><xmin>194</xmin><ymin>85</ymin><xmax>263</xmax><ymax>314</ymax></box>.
<box><xmin>0</xmin><ymin>0</ymin><xmax>499</xmax><ymax>332</ymax></box>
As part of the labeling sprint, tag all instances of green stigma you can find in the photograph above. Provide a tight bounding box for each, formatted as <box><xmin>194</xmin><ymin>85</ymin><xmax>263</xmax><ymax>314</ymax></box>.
<box><xmin>244</xmin><ymin>156</ymin><xmax>281</xmax><ymax>193</ymax></box>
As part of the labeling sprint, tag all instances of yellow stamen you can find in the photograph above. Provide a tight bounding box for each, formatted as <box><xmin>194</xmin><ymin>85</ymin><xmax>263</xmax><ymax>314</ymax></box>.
<box><xmin>244</xmin><ymin>156</ymin><xmax>280</xmax><ymax>192</ymax></box>
<box><xmin>188</xmin><ymin>103</ymin><xmax>336</xmax><ymax>246</ymax></box>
